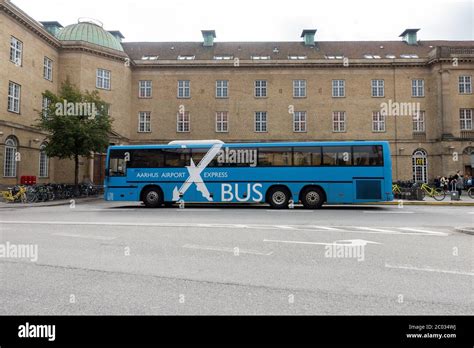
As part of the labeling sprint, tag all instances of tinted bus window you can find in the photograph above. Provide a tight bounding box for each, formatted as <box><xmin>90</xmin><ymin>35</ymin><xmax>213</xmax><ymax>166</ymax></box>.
<box><xmin>128</xmin><ymin>149</ymin><xmax>165</xmax><ymax>168</ymax></box>
<box><xmin>353</xmin><ymin>145</ymin><xmax>384</xmax><ymax>166</ymax></box>
<box><xmin>258</xmin><ymin>147</ymin><xmax>292</xmax><ymax>166</ymax></box>
<box><xmin>190</xmin><ymin>148</ymin><xmax>217</xmax><ymax>166</ymax></box>
<box><xmin>108</xmin><ymin>149</ymin><xmax>128</xmax><ymax>176</ymax></box>
<box><xmin>293</xmin><ymin>147</ymin><xmax>322</xmax><ymax>166</ymax></box>
<box><xmin>322</xmin><ymin>146</ymin><xmax>351</xmax><ymax>166</ymax></box>
<box><xmin>164</xmin><ymin>148</ymin><xmax>191</xmax><ymax>167</ymax></box>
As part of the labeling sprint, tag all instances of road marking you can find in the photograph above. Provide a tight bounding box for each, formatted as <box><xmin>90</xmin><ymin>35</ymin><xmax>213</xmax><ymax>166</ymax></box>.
<box><xmin>274</xmin><ymin>225</ymin><xmax>296</xmax><ymax>230</ymax></box>
<box><xmin>309</xmin><ymin>226</ymin><xmax>342</xmax><ymax>231</ymax></box>
<box><xmin>52</xmin><ymin>232</ymin><xmax>116</xmax><ymax>241</ymax></box>
<box><xmin>352</xmin><ymin>226</ymin><xmax>397</xmax><ymax>233</ymax></box>
<box><xmin>176</xmin><ymin>209</ymin><xmax>222</xmax><ymax>212</ymax></box>
<box><xmin>263</xmin><ymin>238</ymin><xmax>381</xmax><ymax>246</ymax></box>
<box><xmin>363</xmin><ymin>211</ymin><xmax>414</xmax><ymax>214</ymax></box>
<box><xmin>385</xmin><ymin>263</ymin><xmax>474</xmax><ymax>276</ymax></box>
<box><xmin>265</xmin><ymin>210</ymin><xmax>312</xmax><ymax>213</ymax></box>
<box><xmin>182</xmin><ymin>244</ymin><xmax>273</xmax><ymax>256</ymax></box>
<box><xmin>398</xmin><ymin>227</ymin><xmax>448</xmax><ymax>236</ymax></box>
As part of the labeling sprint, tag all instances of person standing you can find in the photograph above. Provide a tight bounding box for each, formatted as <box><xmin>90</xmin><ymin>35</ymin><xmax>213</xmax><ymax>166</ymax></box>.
<box><xmin>456</xmin><ymin>173</ymin><xmax>464</xmax><ymax>198</ymax></box>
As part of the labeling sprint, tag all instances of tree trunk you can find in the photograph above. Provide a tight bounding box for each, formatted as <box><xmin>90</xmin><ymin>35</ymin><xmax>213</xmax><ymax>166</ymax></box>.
<box><xmin>74</xmin><ymin>154</ymin><xmax>79</xmax><ymax>187</ymax></box>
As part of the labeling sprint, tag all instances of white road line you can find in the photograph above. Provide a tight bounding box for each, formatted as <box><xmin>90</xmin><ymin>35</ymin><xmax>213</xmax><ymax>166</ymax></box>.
<box><xmin>308</xmin><ymin>226</ymin><xmax>342</xmax><ymax>231</ymax></box>
<box><xmin>363</xmin><ymin>211</ymin><xmax>414</xmax><ymax>214</ymax></box>
<box><xmin>265</xmin><ymin>210</ymin><xmax>312</xmax><ymax>213</ymax></box>
<box><xmin>352</xmin><ymin>226</ymin><xmax>397</xmax><ymax>233</ymax></box>
<box><xmin>264</xmin><ymin>239</ymin><xmax>330</xmax><ymax>246</ymax></box>
<box><xmin>385</xmin><ymin>263</ymin><xmax>474</xmax><ymax>276</ymax></box>
<box><xmin>398</xmin><ymin>227</ymin><xmax>448</xmax><ymax>236</ymax></box>
<box><xmin>274</xmin><ymin>225</ymin><xmax>296</xmax><ymax>230</ymax></box>
<box><xmin>176</xmin><ymin>209</ymin><xmax>222</xmax><ymax>212</ymax></box>
<box><xmin>182</xmin><ymin>244</ymin><xmax>273</xmax><ymax>256</ymax></box>
<box><xmin>52</xmin><ymin>232</ymin><xmax>116</xmax><ymax>241</ymax></box>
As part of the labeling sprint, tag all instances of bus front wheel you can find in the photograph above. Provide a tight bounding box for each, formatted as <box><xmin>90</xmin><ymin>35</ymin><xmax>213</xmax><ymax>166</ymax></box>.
<box><xmin>142</xmin><ymin>187</ymin><xmax>163</xmax><ymax>208</ymax></box>
<box><xmin>267</xmin><ymin>187</ymin><xmax>291</xmax><ymax>209</ymax></box>
<box><xmin>301</xmin><ymin>187</ymin><xmax>324</xmax><ymax>209</ymax></box>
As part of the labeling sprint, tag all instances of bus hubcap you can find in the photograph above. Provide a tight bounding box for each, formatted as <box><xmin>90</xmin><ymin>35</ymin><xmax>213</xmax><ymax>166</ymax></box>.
<box><xmin>146</xmin><ymin>191</ymin><xmax>159</xmax><ymax>202</ymax></box>
<box><xmin>307</xmin><ymin>191</ymin><xmax>319</xmax><ymax>204</ymax></box>
<box><xmin>272</xmin><ymin>191</ymin><xmax>286</xmax><ymax>204</ymax></box>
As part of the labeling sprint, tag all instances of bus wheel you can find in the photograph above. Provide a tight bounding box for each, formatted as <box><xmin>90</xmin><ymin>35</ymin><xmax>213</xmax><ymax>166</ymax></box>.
<box><xmin>268</xmin><ymin>187</ymin><xmax>291</xmax><ymax>209</ymax></box>
<box><xmin>301</xmin><ymin>187</ymin><xmax>324</xmax><ymax>209</ymax></box>
<box><xmin>142</xmin><ymin>187</ymin><xmax>163</xmax><ymax>208</ymax></box>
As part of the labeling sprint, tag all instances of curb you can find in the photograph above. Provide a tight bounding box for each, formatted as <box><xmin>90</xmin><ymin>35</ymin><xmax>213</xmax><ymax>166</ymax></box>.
<box><xmin>0</xmin><ymin>197</ymin><xmax>102</xmax><ymax>209</ymax></box>
<box><xmin>360</xmin><ymin>201</ymin><xmax>474</xmax><ymax>206</ymax></box>
<box><xmin>454</xmin><ymin>227</ymin><xmax>474</xmax><ymax>235</ymax></box>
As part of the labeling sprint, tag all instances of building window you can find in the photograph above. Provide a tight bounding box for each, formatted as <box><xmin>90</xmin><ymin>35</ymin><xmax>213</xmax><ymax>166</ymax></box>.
<box><xmin>177</xmin><ymin>80</ymin><xmax>190</xmax><ymax>98</ymax></box>
<box><xmin>39</xmin><ymin>143</ymin><xmax>49</xmax><ymax>178</ymax></box>
<box><xmin>371</xmin><ymin>79</ymin><xmax>384</xmax><ymax>97</ymax></box>
<box><xmin>460</xmin><ymin>109</ymin><xmax>473</xmax><ymax>130</ymax></box>
<box><xmin>96</xmin><ymin>69</ymin><xmax>111</xmax><ymax>90</ymax></box>
<box><xmin>255</xmin><ymin>80</ymin><xmax>267</xmax><ymax>98</ymax></box>
<box><xmin>332</xmin><ymin>80</ymin><xmax>345</xmax><ymax>97</ymax></box>
<box><xmin>459</xmin><ymin>76</ymin><xmax>472</xmax><ymax>94</ymax></box>
<box><xmin>412</xmin><ymin>149</ymin><xmax>428</xmax><ymax>183</ymax></box>
<box><xmin>139</xmin><ymin>80</ymin><xmax>152</xmax><ymax>98</ymax></box>
<box><xmin>177</xmin><ymin>111</ymin><xmax>190</xmax><ymax>132</ymax></box>
<box><xmin>42</xmin><ymin>96</ymin><xmax>50</xmax><ymax>118</ymax></box>
<box><xmin>412</xmin><ymin>79</ymin><xmax>424</xmax><ymax>97</ymax></box>
<box><xmin>255</xmin><ymin>111</ymin><xmax>267</xmax><ymax>132</ymax></box>
<box><xmin>216</xmin><ymin>111</ymin><xmax>229</xmax><ymax>132</ymax></box>
<box><xmin>7</xmin><ymin>81</ymin><xmax>21</xmax><ymax>113</ymax></box>
<box><xmin>138</xmin><ymin>112</ymin><xmax>151</xmax><ymax>132</ymax></box>
<box><xmin>293</xmin><ymin>80</ymin><xmax>306</xmax><ymax>98</ymax></box>
<box><xmin>372</xmin><ymin>111</ymin><xmax>386</xmax><ymax>132</ymax></box>
<box><xmin>332</xmin><ymin>111</ymin><xmax>346</xmax><ymax>132</ymax></box>
<box><xmin>43</xmin><ymin>57</ymin><xmax>53</xmax><ymax>81</ymax></box>
<box><xmin>3</xmin><ymin>137</ymin><xmax>18</xmax><ymax>177</ymax></box>
<box><xmin>413</xmin><ymin>110</ymin><xmax>425</xmax><ymax>133</ymax></box>
<box><xmin>9</xmin><ymin>36</ymin><xmax>22</xmax><ymax>65</ymax></box>
<box><xmin>293</xmin><ymin>111</ymin><xmax>307</xmax><ymax>132</ymax></box>
<box><xmin>216</xmin><ymin>80</ymin><xmax>228</xmax><ymax>98</ymax></box>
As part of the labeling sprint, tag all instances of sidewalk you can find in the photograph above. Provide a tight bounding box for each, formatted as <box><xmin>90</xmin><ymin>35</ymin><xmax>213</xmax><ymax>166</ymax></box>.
<box><xmin>0</xmin><ymin>196</ymin><xmax>103</xmax><ymax>208</ymax></box>
<box><xmin>0</xmin><ymin>195</ymin><xmax>473</xmax><ymax>208</ymax></box>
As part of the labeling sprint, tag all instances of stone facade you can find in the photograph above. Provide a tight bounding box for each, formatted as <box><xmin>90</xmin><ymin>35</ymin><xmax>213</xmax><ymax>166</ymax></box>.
<box><xmin>0</xmin><ymin>0</ymin><xmax>473</xmax><ymax>187</ymax></box>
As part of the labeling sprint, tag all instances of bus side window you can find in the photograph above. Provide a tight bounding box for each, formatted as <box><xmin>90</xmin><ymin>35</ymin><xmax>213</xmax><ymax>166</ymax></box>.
<box><xmin>164</xmin><ymin>149</ymin><xmax>191</xmax><ymax>167</ymax></box>
<box><xmin>109</xmin><ymin>150</ymin><xmax>127</xmax><ymax>176</ymax></box>
<box><xmin>353</xmin><ymin>146</ymin><xmax>384</xmax><ymax>166</ymax></box>
<box><xmin>322</xmin><ymin>146</ymin><xmax>351</xmax><ymax>166</ymax></box>
<box><xmin>258</xmin><ymin>147</ymin><xmax>292</xmax><ymax>166</ymax></box>
<box><xmin>293</xmin><ymin>147</ymin><xmax>321</xmax><ymax>166</ymax></box>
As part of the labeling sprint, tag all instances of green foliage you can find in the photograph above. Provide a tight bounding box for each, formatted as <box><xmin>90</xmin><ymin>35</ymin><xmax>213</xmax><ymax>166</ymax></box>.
<box><xmin>35</xmin><ymin>79</ymin><xmax>113</xmax><ymax>184</ymax></box>
<box><xmin>36</xmin><ymin>79</ymin><xmax>112</xmax><ymax>159</ymax></box>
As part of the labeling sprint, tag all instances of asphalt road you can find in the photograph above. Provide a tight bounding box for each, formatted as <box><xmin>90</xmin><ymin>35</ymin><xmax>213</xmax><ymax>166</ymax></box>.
<box><xmin>0</xmin><ymin>200</ymin><xmax>473</xmax><ymax>315</ymax></box>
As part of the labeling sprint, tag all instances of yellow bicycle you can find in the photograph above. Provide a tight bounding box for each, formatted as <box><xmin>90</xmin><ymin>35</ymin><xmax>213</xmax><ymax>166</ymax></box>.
<box><xmin>1</xmin><ymin>185</ymin><xmax>27</xmax><ymax>203</ymax></box>
<box><xmin>392</xmin><ymin>184</ymin><xmax>402</xmax><ymax>194</ymax></box>
<box><xmin>419</xmin><ymin>183</ymin><xmax>446</xmax><ymax>201</ymax></box>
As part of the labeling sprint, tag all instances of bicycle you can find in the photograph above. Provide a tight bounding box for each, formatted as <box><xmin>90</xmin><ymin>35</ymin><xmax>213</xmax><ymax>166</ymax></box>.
<box><xmin>467</xmin><ymin>187</ymin><xmax>474</xmax><ymax>199</ymax></box>
<box><xmin>392</xmin><ymin>184</ymin><xmax>402</xmax><ymax>194</ymax></box>
<box><xmin>1</xmin><ymin>185</ymin><xmax>27</xmax><ymax>203</ymax></box>
<box><xmin>419</xmin><ymin>183</ymin><xmax>446</xmax><ymax>201</ymax></box>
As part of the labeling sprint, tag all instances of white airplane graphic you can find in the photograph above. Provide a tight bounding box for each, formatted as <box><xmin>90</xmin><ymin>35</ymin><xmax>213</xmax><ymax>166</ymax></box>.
<box><xmin>172</xmin><ymin>143</ymin><xmax>223</xmax><ymax>201</ymax></box>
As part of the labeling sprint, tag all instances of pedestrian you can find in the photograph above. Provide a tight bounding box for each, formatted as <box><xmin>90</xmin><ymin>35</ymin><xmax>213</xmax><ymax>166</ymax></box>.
<box><xmin>440</xmin><ymin>176</ymin><xmax>448</xmax><ymax>191</ymax></box>
<box><xmin>456</xmin><ymin>173</ymin><xmax>464</xmax><ymax>198</ymax></box>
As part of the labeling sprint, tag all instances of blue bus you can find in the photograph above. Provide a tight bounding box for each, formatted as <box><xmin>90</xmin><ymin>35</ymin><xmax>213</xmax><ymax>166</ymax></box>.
<box><xmin>104</xmin><ymin>140</ymin><xmax>393</xmax><ymax>208</ymax></box>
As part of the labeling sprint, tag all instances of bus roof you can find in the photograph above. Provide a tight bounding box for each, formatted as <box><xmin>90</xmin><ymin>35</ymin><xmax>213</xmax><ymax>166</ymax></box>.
<box><xmin>108</xmin><ymin>140</ymin><xmax>390</xmax><ymax>151</ymax></box>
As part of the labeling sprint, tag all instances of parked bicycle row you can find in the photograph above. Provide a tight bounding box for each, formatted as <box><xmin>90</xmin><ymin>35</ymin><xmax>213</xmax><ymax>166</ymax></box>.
<box><xmin>0</xmin><ymin>183</ymin><xmax>102</xmax><ymax>203</ymax></box>
<box><xmin>392</xmin><ymin>180</ymin><xmax>474</xmax><ymax>201</ymax></box>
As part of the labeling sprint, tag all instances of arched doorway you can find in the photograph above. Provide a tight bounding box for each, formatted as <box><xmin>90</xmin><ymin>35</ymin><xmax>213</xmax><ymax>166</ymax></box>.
<box><xmin>462</xmin><ymin>146</ymin><xmax>474</xmax><ymax>177</ymax></box>
<box><xmin>412</xmin><ymin>149</ymin><xmax>428</xmax><ymax>183</ymax></box>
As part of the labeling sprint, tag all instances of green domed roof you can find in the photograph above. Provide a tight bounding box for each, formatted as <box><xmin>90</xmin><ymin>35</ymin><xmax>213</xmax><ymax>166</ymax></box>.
<box><xmin>57</xmin><ymin>22</ymin><xmax>123</xmax><ymax>52</ymax></box>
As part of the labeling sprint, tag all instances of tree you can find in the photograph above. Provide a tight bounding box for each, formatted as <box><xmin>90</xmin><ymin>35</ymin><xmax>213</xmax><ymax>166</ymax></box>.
<box><xmin>35</xmin><ymin>79</ymin><xmax>113</xmax><ymax>186</ymax></box>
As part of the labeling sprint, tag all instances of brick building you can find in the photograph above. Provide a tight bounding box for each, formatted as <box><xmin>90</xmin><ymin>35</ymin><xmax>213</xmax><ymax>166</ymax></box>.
<box><xmin>0</xmin><ymin>0</ymin><xmax>473</xmax><ymax>186</ymax></box>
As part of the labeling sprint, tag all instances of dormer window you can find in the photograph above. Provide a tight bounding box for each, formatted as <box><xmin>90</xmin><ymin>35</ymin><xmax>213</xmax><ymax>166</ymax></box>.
<box><xmin>364</xmin><ymin>54</ymin><xmax>381</xmax><ymax>59</ymax></box>
<box><xmin>385</xmin><ymin>54</ymin><xmax>396</xmax><ymax>59</ymax></box>
<box><xmin>251</xmin><ymin>55</ymin><xmax>271</xmax><ymax>60</ymax></box>
<box><xmin>288</xmin><ymin>55</ymin><xmax>307</xmax><ymax>60</ymax></box>
<box><xmin>178</xmin><ymin>55</ymin><xmax>195</xmax><ymax>60</ymax></box>
<box><xmin>141</xmin><ymin>55</ymin><xmax>159</xmax><ymax>60</ymax></box>
<box><xmin>400</xmin><ymin>54</ymin><xmax>418</xmax><ymax>59</ymax></box>
<box><xmin>214</xmin><ymin>55</ymin><xmax>233</xmax><ymax>60</ymax></box>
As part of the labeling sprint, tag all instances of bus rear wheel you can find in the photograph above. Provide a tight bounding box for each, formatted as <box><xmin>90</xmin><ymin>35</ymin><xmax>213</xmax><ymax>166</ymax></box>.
<box><xmin>267</xmin><ymin>187</ymin><xmax>291</xmax><ymax>209</ymax></box>
<box><xmin>301</xmin><ymin>187</ymin><xmax>324</xmax><ymax>209</ymax></box>
<box><xmin>142</xmin><ymin>187</ymin><xmax>163</xmax><ymax>208</ymax></box>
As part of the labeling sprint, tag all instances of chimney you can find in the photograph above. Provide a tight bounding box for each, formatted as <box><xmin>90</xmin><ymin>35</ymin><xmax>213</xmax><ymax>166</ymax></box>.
<box><xmin>40</xmin><ymin>21</ymin><xmax>63</xmax><ymax>37</ymax></box>
<box><xmin>399</xmin><ymin>29</ymin><xmax>420</xmax><ymax>45</ymax></box>
<box><xmin>202</xmin><ymin>30</ymin><xmax>216</xmax><ymax>47</ymax></box>
<box><xmin>108</xmin><ymin>31</ymin><xmax>125</xmax><ymax>42</ymax></box>
<box><xmin>301</xmin><ymin>29</ymin><xmax>317</xmax><ymax>46</ymax></box>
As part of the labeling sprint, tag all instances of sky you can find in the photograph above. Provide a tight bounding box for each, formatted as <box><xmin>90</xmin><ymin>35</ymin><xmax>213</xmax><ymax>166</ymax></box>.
<box><xmin>12</xmin><ymin>0</ymin><xmax>474</xmax><ymax>42</ymax></box>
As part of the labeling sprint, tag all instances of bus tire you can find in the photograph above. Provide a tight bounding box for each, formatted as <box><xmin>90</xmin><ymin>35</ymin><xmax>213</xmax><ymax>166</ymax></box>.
<box><xmin>267</xmin><ymin>186</ymin><xmax>291</xmax><ymax>209</ymax></box>
<box><xmin>142</xmin><ymin>186</ymin><xmax>163</xmax><ymax>208</ymax></box>
<box><xmin>301</xmin><ymin>187</ymin><xmax>325</xmax><ymax>209</ymax></box>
